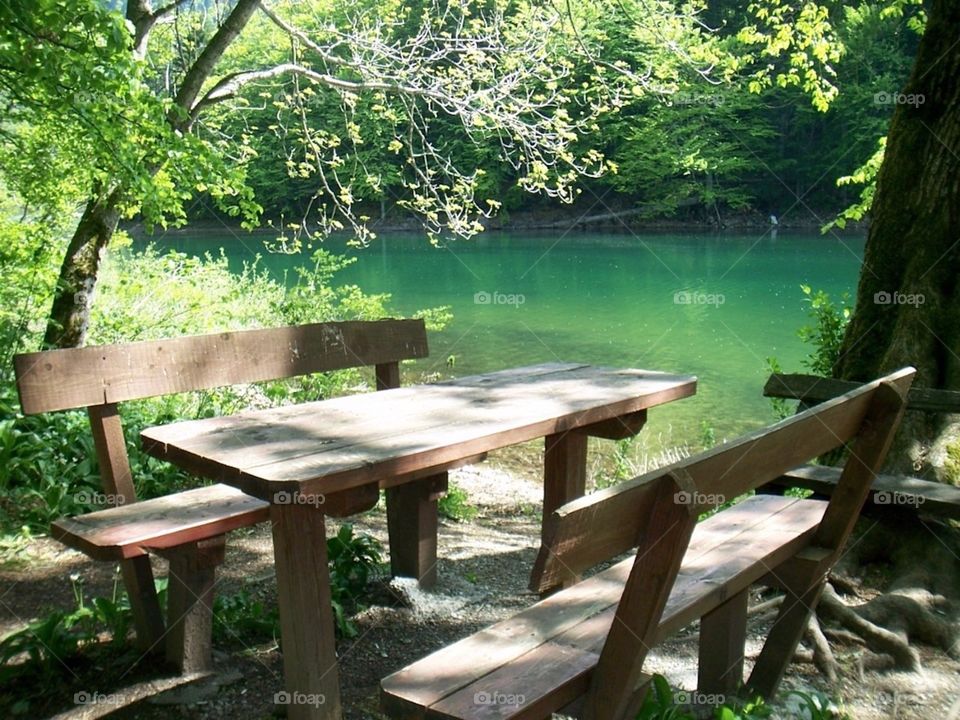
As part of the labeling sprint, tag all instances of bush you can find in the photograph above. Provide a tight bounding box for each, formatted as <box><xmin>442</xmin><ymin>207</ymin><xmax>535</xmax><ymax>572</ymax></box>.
<box><xmin>0</xmin><ymin>242</ymin><xmax>450</xmax><ymax>532</ymax></box>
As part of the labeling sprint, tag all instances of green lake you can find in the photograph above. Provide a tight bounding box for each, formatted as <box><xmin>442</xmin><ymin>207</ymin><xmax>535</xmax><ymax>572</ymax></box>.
<box><xmin>140</xmin><ymin>231</ymin><xmax>865</xmax><ymax>447</ymax></box>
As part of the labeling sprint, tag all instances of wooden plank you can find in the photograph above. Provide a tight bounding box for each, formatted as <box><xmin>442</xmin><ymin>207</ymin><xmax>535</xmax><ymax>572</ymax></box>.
<box><xmin>376</xmin><ymin>361</ymin><xmax>402</xmax><ymax>390</ymax></box>
<box><xmin>142</xmin><ymin>367</ymin><xmax>697</xmax><ymax>498</ymax></box>
<box><xmin>746</xmin><ymin>574</ymin><xmax>825</xmax><ymax>698</ymax></box>
<box><xmin>138</xmin><ymin>365</ymin><xmax>612</xmax><ymax>467</ymax></box>
<box><xmin>87</xmin><ymin>404</ymin><xmax>166</xmax><ymax>649</ymax></box>
<box><xmin>427</xmin><ymin>642</ymin><xmax>599</xmax><ymax>720</ymax></box>
<box><xmin>381</xmin><ymin>496</ymin><xmax>825</xmax><ymax>715</ymax></box>
<box><xmin>386</xmin><ymin>473</ymin><xmax>446</xmax><ymax>587</ymax></box>
<box><xmin>14</xmin><ymin>319</ymin><xmax>428</xmax><ymax>414</ymax></box>
<box><xmin>528</xmin><ymin>369</ymin><xmax>912</xmax><ymax>587</ymax></box>
<box><xmin>770</xmin><ymin>464</ymin><xmax>960</xmax><ymax>519</ymax></box>
<box><xmin>542</xmin><ymin>433</ymin><xmax>588</xmax><ymax>548</ymax></box>
<box><xmin>161</xmin><ymin>537</ymin><xmax>224</xmax><ymax>673</ymax></box>
<box><xmin>576</xmin><ymin>410</ymin><xmax>647</xmax><ymax>440</ymax></box>
<box><xmin>763</xmin><ymin>372</ymin><xmax>960</xmax><ymax>413</ymax></box>
<box><xmin>272</xmin><ymin>503</ymin><xmax>341</xmax><ymax>720</ymax></box>
<box><xmin>584</xmin><ymin>475</ymin><xmax>697</xmax><ymax>720</ymax></box>
<box><xmin>814</xmin><ymin>376</ymin><xmax>912</xmax><ymax>551</ymax></box>
<box><xmin>697</xmin><ymin>588</ymin><xmax>748</xmax><ymax>696</ymax></box>
<box><xmin>747</xmin><ymin>376</ymin><xmax>913</xmax><ymax>700</ymax></box>
<box><xmin>51</xmin><ymin>484</ymin><xmax>270</xmax><ymax>560</ymax></box>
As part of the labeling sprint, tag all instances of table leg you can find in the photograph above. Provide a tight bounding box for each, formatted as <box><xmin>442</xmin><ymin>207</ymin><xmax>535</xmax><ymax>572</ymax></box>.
<box><xmin>539</xmin><ymin>432</ymin><xmax>588</xmax><ymax>592</ymax></box>
<box><xmin>271</xmin><ymin>503</ymin><xmax>341</xmax><ymax>720</ymax></box>
<box><xmin>542</xmin><ymin>432</ymin><xmax>588</xmax><ymax>533</ymax></box>
<box><xmin>386</xmin><ymin>473</ymin><xmax>447</xmax><ymax>588</ymax></box>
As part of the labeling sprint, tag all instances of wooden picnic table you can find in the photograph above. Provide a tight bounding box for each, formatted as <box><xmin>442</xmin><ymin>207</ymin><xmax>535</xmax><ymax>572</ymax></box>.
<box><xmin>141</xmin><ymin>362</ymin><xmax>696</xmax><ymax>720</ymax></box>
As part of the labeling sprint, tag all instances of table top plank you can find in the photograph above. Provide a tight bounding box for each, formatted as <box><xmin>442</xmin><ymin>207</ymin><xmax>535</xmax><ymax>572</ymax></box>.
<box><xmin>142</xmin><ymin>364</ymin><xmax>696</xmax><ymax>498</ymax></box>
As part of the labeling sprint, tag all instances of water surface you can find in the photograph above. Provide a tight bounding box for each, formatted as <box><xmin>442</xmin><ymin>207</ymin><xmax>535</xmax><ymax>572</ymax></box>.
<box><xmin>139</xmin><ymin>230</ymin><xmax>865</xmax><ymax>445</ymax></box>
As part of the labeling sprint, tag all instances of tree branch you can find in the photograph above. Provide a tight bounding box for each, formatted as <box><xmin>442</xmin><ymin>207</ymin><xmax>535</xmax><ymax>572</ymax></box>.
<box><xmin>172</xmin><ymin>0</ymin><xmax>262</xmax><ymax>129</ymax></box>
<box><xmin>258</xmin><ymin>3</ymin><xmax>347</xmax><ymax>68</ymax></box>
<box><xmin>191</xmin><ymin>63</ymin><xmax>444</xmax><ymax>119</ymax></box>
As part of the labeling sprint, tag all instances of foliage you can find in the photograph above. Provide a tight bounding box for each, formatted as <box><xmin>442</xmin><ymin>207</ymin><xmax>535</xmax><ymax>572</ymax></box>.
<box><xmin>699</xmin><ymin>420</ymin><xmax>718</xmax><ymax>449</ymax></box>
<box><xmin>0</xmin><ymin>526</ymin><xmax>33</xmax><ymax>568</ymax></box>
<box><xmin>785</xmin><ymin>690</ymin><xmax>850</xmax><ymax>719</ymax></box>
<box><xmin>593</xmin><ymin>437</ymin><xmax>632</xmax><ymax>491</ymax></box>
<box><xmin>438</xmin><ymin>481</ymin><xmax>479</xmax><ymax>521</ymax></box>
<box><xmin>636</xmin><ymin>675</ymin><xmax>696</xmax><ymax>720</ymax></box>
<box><xmin>764</xmin><ymin>357</ymin><xmax>793</xmax><ymax>420</ymax></box>
<box><xmin>0</xmin><ymin>243</ymin><xmax>448</xmax><ymax>532</ymax></box>
<box><xmin>327</xmin><ymin>523</ymin><xmax>384</xmax><ymax>637</ymax></box>
<box><xmin>636</xmin><ymin>675</ymin><xmax>844</xmax><ymax>719</ymax></box>
<box><xmin>0</xmin><ymin>572</ymin><xmax>136</xmax><ymax>686</ymax></box>
<box><xmin>213</xmin><ymin>590</ymin><xmax>280</xmax><ymax>645</ymax></box>
<box><xmin>797</xmin><ymin>285</ymin><xmax>852</xmax><ymax>377</ymax></box>
<box><xmin>0</xmin><ymin>0</ymin><xmax>260</xmax><ymax>233</ymax></box>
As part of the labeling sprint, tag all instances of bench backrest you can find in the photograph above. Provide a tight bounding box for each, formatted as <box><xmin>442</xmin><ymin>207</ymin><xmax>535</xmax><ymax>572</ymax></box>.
<box><xmin>533</xmin><ymin>367</ymin><xmax>914</xmax><ymax>720</ymax></box>
<box><xmin>764</xmin><ymin>372</ymin><xmax>960</xmax><ymax>414</ymax></box>
<box><xmin>11</xmin><ymin>319</ymin><xmax>428</xmax><ymax>506</ymax></box>
<box><xmin>13</xmin><ymin>319</ymin><xmax>428</xmax><ymax>414</ymax></box>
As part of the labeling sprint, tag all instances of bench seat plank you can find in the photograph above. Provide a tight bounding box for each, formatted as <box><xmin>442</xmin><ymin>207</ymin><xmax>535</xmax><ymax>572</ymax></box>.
<box><xmin>381</xmin><ymin>495</ymin><xmax>827</xmax><ymax>720</ymax></box>
<box><xmin>769</xmin><ymin>464</ymin><xmax>960</xmax><ymax>519</ymax></box>
<box><xmin>51</xmin><ymin>484</ymin><xmax>270</xmax><ymax>560</ymax></box>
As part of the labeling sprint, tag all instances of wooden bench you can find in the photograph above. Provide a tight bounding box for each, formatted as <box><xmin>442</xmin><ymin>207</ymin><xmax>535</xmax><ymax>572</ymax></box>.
<box><xmin>380</xmin><ymin>367</ymin><xmax>915</xmax><ymax>720</ymax></box>
<box><xmin>13</xmin><ymin>319</ymin><xmax>428</xmax><ymax>672</ymax></box>
<box><xmin>764</xmin><ymin>373</ymin><xmax>960</xmax><ymax>520</ymax></box>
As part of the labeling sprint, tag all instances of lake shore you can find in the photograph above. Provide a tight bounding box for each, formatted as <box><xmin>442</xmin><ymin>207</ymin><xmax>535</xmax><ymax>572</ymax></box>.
<box><xmin>125</xmin><ymin>202</ymin><xmax>866</xmax><ymax>238</ymax></box>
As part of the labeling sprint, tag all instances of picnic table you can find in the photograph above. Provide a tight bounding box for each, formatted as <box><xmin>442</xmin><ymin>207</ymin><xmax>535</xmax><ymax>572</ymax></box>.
<box><xmin>141</xmin><ymin>362</ymin><xmax>696</xmax><ymax>720</ymax></box>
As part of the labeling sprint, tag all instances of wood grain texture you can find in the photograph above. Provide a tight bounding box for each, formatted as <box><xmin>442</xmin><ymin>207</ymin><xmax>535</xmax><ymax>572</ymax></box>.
<box><xmin>86</xmin><ymin>403</ymin><xmax>166</xmax><ymax>646</ymax></box>
<box><xmin>380</xmin><ymin>495</ymin><xmax>826</xmax><ymax>719</ymax></box>
<box><xmin>697</xmin><ymin>588</ymin><xmax>749</xmax><ymax>696</ymax></box>
<box><xmin>161</xmin><ymin>537</ymin><xmax>225</xmax><ymax>673</ymax></box>
<box><xmin>768</xmin><ymin>464</ymin><xmax>960</xmax><ymax>519</ymax></box>
<box><xmin>583</xmin><ymin>475</ymin><xmax>697</xmax><ymax>720</ymax></box>
<box><xmin>51</xmin><ymin>484</ymin><xmax>270</xmax><ymax>560</ymax></box>
<box><xmin>764</xmin><ymin>372</ymin><xmax>960</xmax><ymax>413</ymax></box>
<box><xmin>142</xmin><ymin>365</ymin><xmax>697</xmax><ymax>499</ymax></box>
<box><xmin>386</xmin><ymin>473</ymin><xmax>446</xmax><ymax>587</ymax></box>
<box><xmin>14</xmin><ymin>319</ymin><xmax>428</xmax><ymax>414</ymax></box>
<box><xmin>529</xmin><ymin>368</ymin><xmax>915</xmax><ymax>594</ymax></box>
<box><xmin>272</xmin><ymin>503</ymin><xmax>342</xmax><ymax>720</ymax></box>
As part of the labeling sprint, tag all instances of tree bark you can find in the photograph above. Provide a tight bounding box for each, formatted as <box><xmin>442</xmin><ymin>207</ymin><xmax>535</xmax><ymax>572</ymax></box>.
<box><xmin>835</xmin><ymin>0</ymin><xmax>960</xmax><ymax>475</ymax></box>
<box><xmin>42</xmin><ymin>188</ymin><xmax>122</xmax><ymax>349</ymax></box>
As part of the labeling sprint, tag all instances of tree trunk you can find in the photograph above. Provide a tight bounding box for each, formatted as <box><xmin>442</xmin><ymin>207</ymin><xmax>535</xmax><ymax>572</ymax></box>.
<box><xmin>835</xmin><ymin>0</ymin><xmax>960</xmax><ymax>477</ymax></box>
<box><xmin>42</xmin><ymin>188</ymin><xmax>122</xmax><ymax>349</ymax></box>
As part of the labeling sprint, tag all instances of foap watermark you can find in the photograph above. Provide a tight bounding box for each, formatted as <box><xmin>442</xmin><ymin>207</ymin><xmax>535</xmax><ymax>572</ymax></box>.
<box><xmin>674</xmin><ymin>690</ymin><xmax>726</xmax><ymax>708</ymax></box>
<box><xmin>474</xmin><ymin>691</ymin><xmax>526</xmax><ymax>708</ymax></box>
<box><xmin>874</xmin><ymin>290</ymin><xmax>925</xmax><ymax>306</ymax></box>
<box><xmin>674</xmin><ymin>490</ymin><xmax>725</xmax><ymax>507</ymax></box>
<box><xmin>875</xmin><ymin>689</ymin><xmax>924</xmax><ymax>708</ymax></box>
<box><xmin>274</xmin><ymin>691</ymin><xmax>326</xmax><ymax>708</ymax></box>
<box><xmin>673</xmin><ymin>92</ymin><xmax>725</xmax><ymax>107</ymax></box>
<box><xmin>74</xmin><ymin>691</ymin><xmax>123</xmax><ymax>707</ymax></box>
<box><xmin>273</xmin><ymin>490</ymin><xmax>326</xmax><ymax>507</ymax></box>
<box><xmin>474</xmin><ymin>290</ymin><xmax>525</xmax><ymax>307</ymax></box>
<box><xmin>75</xmin><ymin>490</ymin><xmax>128</xmax><ymax>506</ymax></box>
<box><xmin>874</xmin><ymin>91</ymin><xmax>925</xmax><ymax>107</ymax></box>
<box><xmin>874</xmin><ymin>490</ymin><xmax>925</xmax><ymax>508</ymax></box>
<box><xmin>674</xmin><ymin>290</ymin><xmax>725</xmax><ymax>307</ymax></box>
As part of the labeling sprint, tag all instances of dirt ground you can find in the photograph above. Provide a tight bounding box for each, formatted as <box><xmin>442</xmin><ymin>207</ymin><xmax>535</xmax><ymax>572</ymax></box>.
<box><xmin>1</xmin><ymin>448</ymin><xmax>958</xmax><ymax>719</ymax></box>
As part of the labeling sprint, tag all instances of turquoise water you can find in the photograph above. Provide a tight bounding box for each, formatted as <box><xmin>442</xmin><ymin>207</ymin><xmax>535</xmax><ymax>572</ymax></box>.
<box><xmin>138</xmin><ymin>230</ymin><xmax>865</xmax><ymax>444</ymax></box>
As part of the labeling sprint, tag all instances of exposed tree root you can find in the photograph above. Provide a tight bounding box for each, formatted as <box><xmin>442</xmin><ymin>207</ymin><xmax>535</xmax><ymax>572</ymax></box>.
<box><xmin>805</xmin><ymin>614</ymin><xmax>839</xmax><ymax>682</ymax></box>
<box><xmin>805</xmin><ymin>515</ymin><xmax>960</xmax><ymax>675</ymax></box>
<box><xmin>818</xmin><ymin>584</ymin><xmax>921</xmax><ymax>671</ymax></box>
